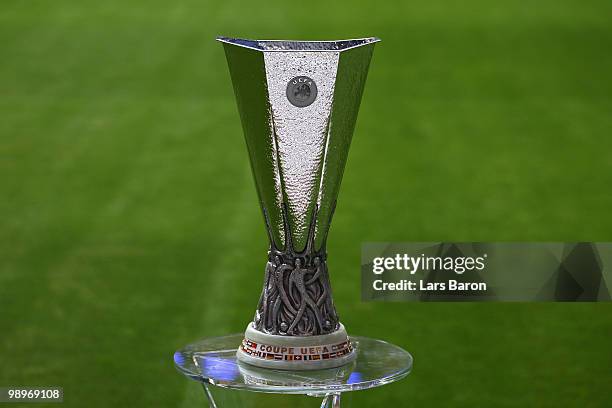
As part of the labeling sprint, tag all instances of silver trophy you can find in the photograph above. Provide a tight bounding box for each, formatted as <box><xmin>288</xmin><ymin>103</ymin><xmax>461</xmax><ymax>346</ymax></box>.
<box><xmin>218</xmin><ymin>37</ymin><xmax>379</xmax><ymax>370</ymax></box>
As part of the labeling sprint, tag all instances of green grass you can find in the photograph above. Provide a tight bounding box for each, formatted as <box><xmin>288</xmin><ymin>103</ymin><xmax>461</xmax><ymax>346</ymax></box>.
<box><xmin>1</xmin><ymin>0</ymin><xmax>611</xmax><ymax>407</ymax></box>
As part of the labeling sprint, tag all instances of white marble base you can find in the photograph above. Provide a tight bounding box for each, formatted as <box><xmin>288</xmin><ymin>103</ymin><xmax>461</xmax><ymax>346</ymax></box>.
<box><xmin>236</xmin><ymin>323</ymin><xmax>357</xmax><ymax>370</ymax></box>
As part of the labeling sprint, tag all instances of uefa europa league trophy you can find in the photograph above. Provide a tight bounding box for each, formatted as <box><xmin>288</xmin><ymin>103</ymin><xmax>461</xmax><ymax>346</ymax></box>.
<box><xmin>217</xmin><ymin>37</ymin><xmax>379</xmax><ymax>370</ymax></box>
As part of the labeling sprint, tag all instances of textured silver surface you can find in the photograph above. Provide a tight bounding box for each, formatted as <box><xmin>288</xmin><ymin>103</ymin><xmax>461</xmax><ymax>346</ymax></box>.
<box><xmin>219</xmin><ymin>37</ymin><xmax>378</xmax><ymax>336</ymax></box>
<box><xmin>264</xmin><ymin>50</ymin><xmax>339</xmax><ymax>250</ymax></box>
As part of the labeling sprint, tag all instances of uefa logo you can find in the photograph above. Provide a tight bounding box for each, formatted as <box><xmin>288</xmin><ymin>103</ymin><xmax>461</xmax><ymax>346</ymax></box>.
<box><xmin>286</xmin><ymin>76</ymin><xmax>318</xmax><ymax>107</ymax></box>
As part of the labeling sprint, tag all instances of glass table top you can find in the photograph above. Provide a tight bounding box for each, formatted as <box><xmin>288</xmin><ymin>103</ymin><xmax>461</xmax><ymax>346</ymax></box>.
<box><xmin>174</xmin><ymin>333</ymin><xmax>412</xmax><ymax>395</ymax></box>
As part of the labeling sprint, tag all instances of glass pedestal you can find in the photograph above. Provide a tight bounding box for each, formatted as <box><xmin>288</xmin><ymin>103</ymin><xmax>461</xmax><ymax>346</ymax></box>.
<box><xmin>174</xmin><ymin>334</ymin><xmax>412</xmax><ymax>407</ymax></box>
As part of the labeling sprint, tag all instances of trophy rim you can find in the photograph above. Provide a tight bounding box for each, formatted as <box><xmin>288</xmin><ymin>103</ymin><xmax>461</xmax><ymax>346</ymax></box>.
<box><xmin>216</xmin><ymin>36</ymin><xmax>381</xmax><ymax>52</ymax></box>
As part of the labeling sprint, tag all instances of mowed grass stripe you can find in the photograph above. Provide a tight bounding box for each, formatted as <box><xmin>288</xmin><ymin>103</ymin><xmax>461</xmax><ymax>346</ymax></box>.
<box><xmin>0</xmin><ymin>96</ymin><xmax>219</xmax><ymax>403</ymax></box>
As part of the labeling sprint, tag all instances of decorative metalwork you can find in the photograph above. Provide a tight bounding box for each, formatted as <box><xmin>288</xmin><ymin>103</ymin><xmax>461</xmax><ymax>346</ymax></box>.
<box><xmin>255</xmin><ymin>203</ymin><xmax>339</xmax><ymax>335</ymax></box>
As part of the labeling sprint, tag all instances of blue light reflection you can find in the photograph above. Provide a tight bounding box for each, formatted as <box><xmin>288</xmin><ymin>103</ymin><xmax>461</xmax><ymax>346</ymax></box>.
<box><xmin>200</xmin><ymin>354</ymin><xmax>240</xmax><ymax>382</ymax></box>
<box><xmin>173</xmin><ymin>352</ymin><xmax>185</xmax><ymax>366</ymax></box>
<box><xmin>347</xmin><ymin>371</ymin><xmax>363</xmax><ymax>384</ymax></box>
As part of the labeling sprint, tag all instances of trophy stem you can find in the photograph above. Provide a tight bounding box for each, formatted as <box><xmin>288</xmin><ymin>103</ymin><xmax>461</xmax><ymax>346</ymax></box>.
<box><xmin>237</xmin><ymin>202</ymin><xmax>356</xmax><ymax>370</ymax></box>
<box><xmin>255</xmin><ymin>203</ymin><xmax>339</xmax><ymax>336</ymax></box>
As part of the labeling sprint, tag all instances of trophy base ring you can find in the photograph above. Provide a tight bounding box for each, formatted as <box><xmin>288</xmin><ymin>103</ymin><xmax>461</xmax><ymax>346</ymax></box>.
<box><xmin>236</xmin><ymin>323</ymin><xmax>357</xmax><ymax>370</ymax></box>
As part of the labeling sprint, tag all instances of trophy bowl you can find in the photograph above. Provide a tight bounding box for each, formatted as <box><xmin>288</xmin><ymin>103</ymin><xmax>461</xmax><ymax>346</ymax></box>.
<box><xmin>217</xmin><ymin>37</ymin><xmax>379</xmax><ymax>370</ymax></box>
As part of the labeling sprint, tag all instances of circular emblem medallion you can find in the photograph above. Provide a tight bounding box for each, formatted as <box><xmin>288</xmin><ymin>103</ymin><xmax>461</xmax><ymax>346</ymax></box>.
<box><xmin>286</xmin><ymin>76</ymin><xmax>317</xmax><ymax>107</ymax></box>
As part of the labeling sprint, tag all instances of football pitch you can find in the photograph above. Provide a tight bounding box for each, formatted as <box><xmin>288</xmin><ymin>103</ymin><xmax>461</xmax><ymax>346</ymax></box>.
<box><xmin>1</xmin><ymin>0</ymin><xmax>611</xmax><ymax>406</ymax></box>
